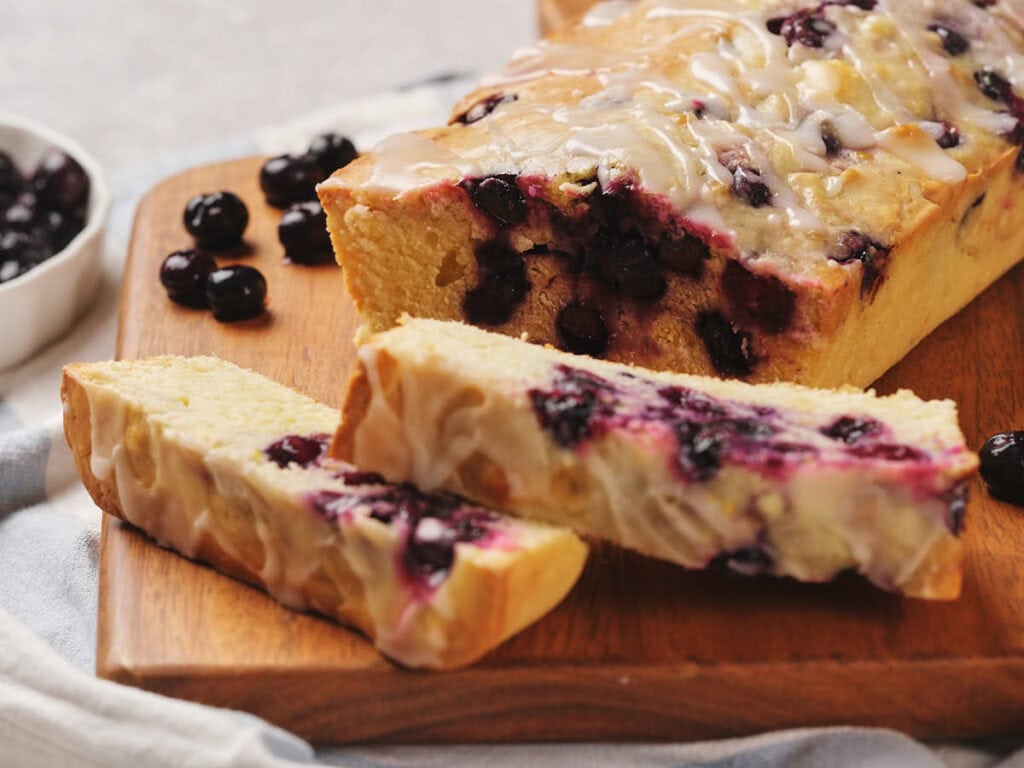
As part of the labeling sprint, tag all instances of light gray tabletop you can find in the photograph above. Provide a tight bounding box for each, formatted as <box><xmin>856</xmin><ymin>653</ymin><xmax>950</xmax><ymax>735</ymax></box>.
<box><xmin>4</xmin><ymin>0</ymin><xmax>534</xmax><ymax>172</ymax></box>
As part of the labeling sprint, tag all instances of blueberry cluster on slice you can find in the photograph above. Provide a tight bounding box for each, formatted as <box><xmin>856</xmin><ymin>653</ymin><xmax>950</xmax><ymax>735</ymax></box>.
<box><xmin>0</xmin><ymin>148</ymin><xmax>90</xmax><ymax>285</ymax></box>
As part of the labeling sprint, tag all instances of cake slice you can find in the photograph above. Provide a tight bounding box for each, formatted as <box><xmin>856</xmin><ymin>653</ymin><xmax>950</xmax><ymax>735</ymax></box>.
<box><xmin>61</xmin><ymin>356</ymin><xmax>587</xmax><ymax>669</ymax></box>
<box><xmin>335</xmin><ymin>319</ymin><xmax>978</xmax><ymax>600</ymax></box>
<box><xmin>319</xmin><ymin>0</ymin><xmax>1024</xmax><ymax>388</ymax></box>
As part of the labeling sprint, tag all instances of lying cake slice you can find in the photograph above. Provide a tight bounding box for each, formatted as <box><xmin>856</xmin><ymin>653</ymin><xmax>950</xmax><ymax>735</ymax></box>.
<box><xmin>319</xmin><ymin>0</ymin><xmax>1024</xmax><ymax>388</ymax></box>
<box><xmin>335</xmin><ymin>319</ymin><xmax>978</xmax><ymax>600</ymax></box>
<box><xmin>61</xmin><ymin>356</ymin><xmax>587</xmax><ymax>669</ymax></box>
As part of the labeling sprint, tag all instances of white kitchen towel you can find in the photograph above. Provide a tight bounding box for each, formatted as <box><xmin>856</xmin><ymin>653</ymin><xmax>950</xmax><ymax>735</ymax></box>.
<box><xmin>0</xmin><ymin>76</ymin><xmax>1021</xmax><ymax>768</ymax></box>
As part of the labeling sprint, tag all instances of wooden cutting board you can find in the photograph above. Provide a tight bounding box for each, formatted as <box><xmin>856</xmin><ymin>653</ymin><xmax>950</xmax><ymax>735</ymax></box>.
<box><xmin>100</xmin><ymin>155</ymin><xmax>1024</xmax><ymax>744</ymax></box>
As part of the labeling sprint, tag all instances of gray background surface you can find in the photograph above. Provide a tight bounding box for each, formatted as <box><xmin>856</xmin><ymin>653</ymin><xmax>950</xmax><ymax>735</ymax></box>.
<box><xmin>4</xmin><ymin>1</ymin><xmax>535</xmax><ymax>171</ymax></box>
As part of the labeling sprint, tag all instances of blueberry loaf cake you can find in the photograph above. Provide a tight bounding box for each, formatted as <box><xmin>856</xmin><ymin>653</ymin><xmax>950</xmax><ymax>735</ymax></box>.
<box><xmin>319</xmin><ymin>0</ymin><xmax>1024</xmax><ymax>388</ymax></box>
<box><xmin>335</xmin><ymin>319</ymin><xmax>978</xmax><ymax>599</ymax></box>
<box><xmin>61</xmin><ymin>356</ymin><xmax>587</xmax><ymax>669</ymax></box>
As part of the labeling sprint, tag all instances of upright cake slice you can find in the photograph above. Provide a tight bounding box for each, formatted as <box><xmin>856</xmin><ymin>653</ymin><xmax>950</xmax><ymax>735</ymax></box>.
<box><xmin>319</xmin><ymin>0</ymin><xmax>1024</xmax><ymax>388</ymax></box>
<box><xmin>335</xmin><ymin>319</ymin><xmax>978</xmax><ymax>599</ymax></box>
<box><xmin>61</xmin><ymin>356</ymin><xmax>587</xmax><ymax>669</ymax></box>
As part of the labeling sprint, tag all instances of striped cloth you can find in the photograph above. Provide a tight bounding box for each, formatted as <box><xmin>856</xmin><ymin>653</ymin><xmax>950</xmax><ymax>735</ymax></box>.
<box><xmin>0</xmin><ymin>79</ymin><xmax>1020</xmax><ymax>768</ymax></box>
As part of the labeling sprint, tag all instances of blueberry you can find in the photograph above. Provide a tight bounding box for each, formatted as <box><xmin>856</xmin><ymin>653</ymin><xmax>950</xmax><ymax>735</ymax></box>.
<box><xmin>205</xmin><ymin>265</ymin><xmax>267</xmax><ymax>322</ymax></box>
<box><xmin>722</xmin><ymin>261</ymin><xmax>796</xmax><ymax>334</ymax></box>
<box><xmin>696</xmin><ymin>310</ymin><xmax>754</xmax><ymax>377</ymax></box>
<box><xmin>731</xmin><ymin>167</ymin><xmax>772</xmax><ymax>207</ymax></box>
<box><xmin>929</xmin><ymin>24</ymin><xmax>970</xmax><ymax>56</ymax></box>
<box><xmin>658</xmin><ymin>232</ymin><xmax>710</xmax><ymax>276</ymax></box>
<box><xmin>462</xmin><ymin>241</ymin><xmax>530</xmax><ymax>326</ymax></box>
<box><xmin>975</xmin><ymin>68</ymin><xmax>1015</xmax><ymax>103</ymax></box>
<box><xmin>0</xmin><ymin>230</ymin><xmax>53</xmax><ymax>284</ymax></box>
<box><xmin>767</xmin><ymin>10</ymin><xmax>836</xmax><ymax>48</ymax></box>
<box><xmin>529</xmin><ymin>366</ymin><xmax>613</xmax><ymax>448</ymax></box>
<box><xmin>35</xmin><ymin>208</ymin><xmax>85</xmax><ymax>252</ymax></box>
<box><xmin>979</xmin><ymin>432</ymin><xmax>1024</xmax><ymax>506</ymax></box>
<box><xmin>675</xmin><ymin>420</ymin><xmax>726</xmax><ymax>481</ymax></box>
<box><xmin>159</xmin><ymin>249</ymin><xmax>217</xmax><ymax>307</ymax></box>
<box><xmin>31</xmin><ymin>149</ymin><xmax>89</xmax><ymax>213</ymax></box>
<box><xmin>821</xmin><ymin>121</ymin><xmax>843</xmax><ymax>155</ymax></box>
<box><xmin>591</xmin><ymin>232</ymin><xmax>666</xmax><ymax>300</ymax></box>
<box><xmin>831</xmin><ymin>231</ymin><xmax>890</xmax><ymax>296</ymax></box>
<box><xmin>821</xmin><ymin>416</ymin><xmax>882</xmax><ymax>444</ymax></box>
<box><xmin>460</xmin><ymin>174</ymin><xmax>528</xmax><ymax>227</ymax></box>
<box><xmin>945</xmin><ymin>483</ymin><xmax>969</xmax><ymax>535</ymax></box>
<box><xmin>405</xmin><ymin>517</ymin><xmax>458</xmax><ymax>574</ymax></box>
<box><xmin>848</xmin><ymin>443</ymin><xmax>925</xmax><ymax>462</ymax></box>
<box><xmin>711</xmin><ymin>545</ymin><xmax>776</xmax><ymax>576</ymax></box>
<box><xmin>183</xmin><ymin>191</ymin><xmax>249</xmax><ymax>250</ymax></box>
<box><xmin>556</xmin><ymin>301</ymin><xmax>610</xmax><ymax>357</ymax></box>
<box><xmin>278</xmin><ymin>201</ymin><xmax>333</xmax><ymax>265</ymax></box>
<box><xmin>264</xmin><ymin>434</ymin><xmax>329</xmax><ymax>468</ymax></box>
<box><xmin>455</xmin><ymin>93</ymin><xmax>518</xmax><ymax>124</ymax></box>
<box><xmin>259</xmin><ymin>154</ymin><xmax>321</xmax><ymax>208</ymax></box>
<box><xmin>307</xmin><ymin>133</ymin><xmax>357</xmax><ymax>177</ymax></box>
<box><xmin>0</xmin><ymin>151</ymin><xmax>25</xmax><ymax>209</ymax></box>
<box><xmin>936</xmin><ymin>123</ymin><xmax>962</xmax><ymax>149</ymax></box>
<box><xmin>339</xmin><ymin>470</ymin><xmax>387</xmax><ymax>486</ymax></box>
<box><xmin>3</xmin><ymin>192</ymin><xmax>37</xmax><ymax>232</ymax></box>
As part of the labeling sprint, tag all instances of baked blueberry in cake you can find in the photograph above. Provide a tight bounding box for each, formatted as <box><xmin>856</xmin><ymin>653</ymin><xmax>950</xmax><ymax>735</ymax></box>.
<box><xmin>335</xmin><ymin>319</ymin><xmax>979</xmax><ymax>599</ymax></box>
<box><xmin>61</xmin><ymin>356</ymin><xmax>587</xmax><ymax>669</ymax></box>
<box><xmin>319</xmin><ymin>0</ymin><xmax>1024</xmax><ymax>387</ymax></box>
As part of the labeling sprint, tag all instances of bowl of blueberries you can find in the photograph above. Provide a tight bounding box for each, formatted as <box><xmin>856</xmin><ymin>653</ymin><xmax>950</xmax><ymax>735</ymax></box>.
<box><xmin>0</xmin><ymin>112</ymin><xmax>110</xmax><ymax>369</ymax></box>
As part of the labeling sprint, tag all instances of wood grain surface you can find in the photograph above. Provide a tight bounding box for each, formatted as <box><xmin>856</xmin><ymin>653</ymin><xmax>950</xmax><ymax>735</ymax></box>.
<box><xmin>99</xmin><ymin>154</ymin><xmax>1024</xmax><ymax>743</ymax></box>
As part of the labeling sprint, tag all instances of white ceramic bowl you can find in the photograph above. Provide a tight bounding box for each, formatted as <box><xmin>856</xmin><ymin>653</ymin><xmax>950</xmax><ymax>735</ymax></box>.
<box><xmin>0</xmin><ymin>112</ymin><xmax>110</xmax><ymax>370</ymax></box>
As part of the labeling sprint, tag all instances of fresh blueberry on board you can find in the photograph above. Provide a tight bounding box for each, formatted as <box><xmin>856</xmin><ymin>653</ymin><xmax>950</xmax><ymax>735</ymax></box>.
<box><xmin>183</xmin><ymin>191</ymin><xmax>249</xmax><ymax>250</ymax></box>
<box><xmin>159</xmin><ymin>249</ymin><xmax>218</xmax><ymax>307</ymax></box>
<box><xmin>278</xmin><ymin>201</ymin><xmax>333</xmax><ymax>265</ymax></box>
<box><xmin>308</xmin><ymin>133</ymin><xmax>358</xmax><ymax>178</ymax></box>
<box><xmin>259</xmin><ymin>154</ymin><xmax>322</xmax><ymax>209</ymax></box>
<box><xmin>980</xmin><ymin>432</ymin><xmax>1024</xmax><ymax>507</ymax></box>
<box><xmin>205</xmin><ymin>265</ymin><xmax>267</xmax><ymax>322</ymax></box>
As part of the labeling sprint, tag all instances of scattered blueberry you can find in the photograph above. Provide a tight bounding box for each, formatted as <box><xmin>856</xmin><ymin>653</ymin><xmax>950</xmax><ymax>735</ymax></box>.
<box><xmin>556</xmin><ymin>301</ymin><xmax>610</xmax><ymax>356</ymax></box>
<box><xmin>929</xmin><ymin>24</ymin><xmax>970</xmax><ymax>56</ymax></box>
<box><xmin>460</xmin><ymin>175</ymin><xmax>527</xmax><ymax>227</ymax></box>
<box><xmin>264</xmin><ymin>434</ymin><xmax>329</xmax><ymax>468</ymax></box>
<box><xmin>278</xmin><ymin>200</ymin><xmax>333</xmax><ymax>265</ymax></box>
<box><xmin>183</xmin><ymin>191</ymin><xmax>249</xmax><ymax>250</ymax></box>
<box><xmin>205</xmin><ymin>265</ymin><xmax>267</xmax><ymax>322</ymax></box>
<box><xmin>979</xmin><ymin>432</ymin><xmax>1024</xmax><ymax>506</ymax></box>
<box><xmin>307</xmin><ymin>133</ymin><xmax>357</xmax><ymax>177</ymax></box>
<box><xmin>695</xmin><ymin>310</ymin><xmax>755</xmax><ymax>377</ymax></box>
<box><xmin>722</xmin><ymin>261</ymin><xmax>795</xmax><ymax>334</ymax></box>
<box><xmin>259</xmin><ymin>154</ymin><xmax>321</xmax><ymax>208</ymax></box>
<box><xmin>31</xmin><ymin>149</ymin><xmax>89</xmax><ymax>213</ymax></box>
<box><xmin>159</xmin><ymin>249</ymin><xmax>217</xmax><ymax>307</ymax></box>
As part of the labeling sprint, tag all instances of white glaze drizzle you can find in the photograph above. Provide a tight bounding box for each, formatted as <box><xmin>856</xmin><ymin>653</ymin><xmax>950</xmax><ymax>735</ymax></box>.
<box><xmin>334</xmin><ymin>0</ymin><xmax>1024</xmax><ymax>260</ymax></box>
